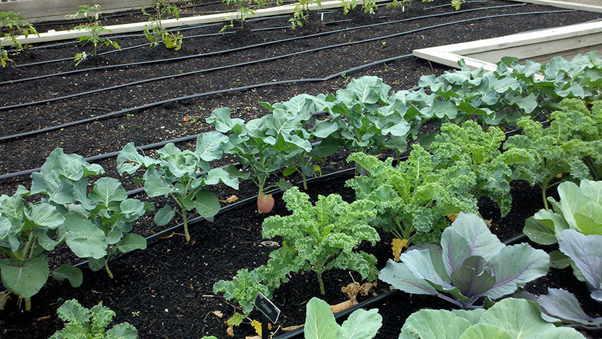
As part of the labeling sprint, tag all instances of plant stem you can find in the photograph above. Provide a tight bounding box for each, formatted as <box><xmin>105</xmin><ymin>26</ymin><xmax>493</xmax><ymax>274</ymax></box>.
<box><xmin>316</xmin><ymin>270</ymin><xmax>325</xmax><ymax>295</ymax></box>
<box><xmin>104</xmin><ymin>255</ymin><xmax>114</xmax><ymax>279</ymax></box>
<box><xmin>182</xmin><ymin>211</ymin><xmax>190</xmax><ymax>242</ymax></box>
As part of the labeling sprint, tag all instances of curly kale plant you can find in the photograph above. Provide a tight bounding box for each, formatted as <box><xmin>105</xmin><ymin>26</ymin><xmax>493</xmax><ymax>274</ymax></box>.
<box><xmin>50</xmin><ymin>299</ymin><xmax>138</xmax><ymax>339</ymax></box>
<box><xmin>505</xmin><ymin>99</ymin><xmax>602</xmax><ymax>210</ymax></box>
<box><xmin>347</xmin><ymin>120</ymin><xmax>530</xmax><ymax>246</ymax></box>
<box><xmin>118</xmin><ymin>132</ymin><xmax>242</xmax><ymax>242</ymax></box>
<box><xmin>379</xmin><ymin>213</ymin><xmax>549</xmax><ymax>309</ymax></box>
<box><xmin>262</xmin><ymin>187</ymin><xmax>380</xmax><ymax>295</ymax></box>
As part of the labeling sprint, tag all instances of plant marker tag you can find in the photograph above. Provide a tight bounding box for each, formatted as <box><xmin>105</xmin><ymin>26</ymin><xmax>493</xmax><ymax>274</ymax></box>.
<box><xmin>254</xmin><ymin>292</ymin><xmax>280</xmax><ymax>324</ymax></box>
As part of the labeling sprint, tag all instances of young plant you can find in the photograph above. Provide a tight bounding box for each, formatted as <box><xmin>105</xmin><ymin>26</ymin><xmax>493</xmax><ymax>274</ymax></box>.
<box><xmin>220</xmin><ymin>0</ymin><xmax>264</xmax><ymax>32</ymax></box>
<box><xmin>117</xmin><ymin>132</ymin><xmax>242</xmax><ymax>241</ymax></box>
<box><xmin>142</xmin><ymin>0</ymin><xmax>183</xmax><ymax>50</ymax></box>
<box><xmin>304</xmin><ymin>297</ymin><xmax>382</xmax><ymax>339</ymax></box>
<box><xmin>50</xmin><ymin>299</ymin><xmax>138</xmax><ymax>339</ymax></box>
<box><xmin>262</xmin><ymin>187</ymin><xmax>380</xmax><ymax>295</ymax></box>
<box><xmin>533</xmin><ymin>288</ymin><xmax>602</xmax><ymax>330</ymax></box>
<box><xmin>523</xmin><ymin>179</ymin><xmax>602</xmax><ymax>253</ymax></box>
<box><xmin>261</xmin><ymin>94</ymin><xmax>341</xmax><ymax>190</ymax></box>
<box><xmin>558</xmin><ymin>229</ymin><xmax>602</xmax><ymax>302</ymax></box>
<box><xmin>399</xmin><ymin>298</ymin><xmax>586</xmax><ymax>339</ymax></box>
<box><xmin>207</xmin><ymin>107</ymin><xmax>308</xmax><ymax>213</ymax></box>
<box><xmin>321</xmin><ymin>76</ymin><xmax>418</xmax><ymax>162</ymax></box>
<box><xmin>347</xmin><ymin>120</ymin><xmax>530</xmax><ymax>248</ymax></box>
<box><xmin>379</xmin><ymin>213</ymin><xmax>549</xmax><ymax>309</ymax></box>
<box><xmin>505</xmin><ymin>99</ymin><xmax>602</xmax><ymax>210</ymax></box>
<box><xmin>67</xmin><ymin>4</ymin><xmax>121</xmax><ymax>64</ymax></box>
<box><xmin>30</xmin><ymin>148</ymin><xmax>152</xmax><ymax>279</ymax></box>
<box><xmin>0</xmin><ymin>188</ymin><xmax>80</xmax><ymax>309</ymax></box>
<box><xmin>0</xmin><ymin>11</ymin><xmax>38</xmax><ymax>67</ymax></box>
<box><xmin>290</xmin><ymin>0</ymin><xmax>321</xmax><ymax>29</ymax></box>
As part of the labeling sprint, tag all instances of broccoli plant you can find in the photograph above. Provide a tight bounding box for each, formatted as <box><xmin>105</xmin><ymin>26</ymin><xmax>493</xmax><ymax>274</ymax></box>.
<box><xmin>30</xmin><ymin>148</ymin><xmax>153</xmax><ymax>279</ymax></box>
<box><xmin>207</xmin><ymin>107</ymin><xmax>308</xmax><ymax>213</ymax></box>
<box><xmin>304</xmin><ymin>297</ymin><xmax>382</xmax><ymax>339</ymax></box>
<box><xmin>379</xmin><ymin>213</ymin><xmax>549</xmax><ymax>309</ymax></box>
<box><xmin>524</xmin><ymin>179</ymin><xmax>602</xmax><ymax>249</ymax></box>
<box><xmin>0</xmin><ymin>187</ymin><xmax>78</xmax><ymax>310</ymax></box>
<box><xmin>118</xmin><ymin>132</ymin><xmax>243</xmax><ymax>242</ymax></box>
<box><xmin>50</xmin><ymin>299</ymin><xmax>138</xmax><ymax>339</ymax></box>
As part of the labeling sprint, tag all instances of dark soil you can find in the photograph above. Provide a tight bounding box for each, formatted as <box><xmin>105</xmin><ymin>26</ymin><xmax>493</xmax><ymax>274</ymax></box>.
<box><xmin>1</xmin><ymin>0</ymin><xmax>601</xmax><ymax>338</ymax></box>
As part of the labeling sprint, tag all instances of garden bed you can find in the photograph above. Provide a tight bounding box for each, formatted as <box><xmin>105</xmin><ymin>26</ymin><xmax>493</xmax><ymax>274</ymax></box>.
<box><xmin>1</xmin><ymin>0</ymin><xmax>602</xmax><ymax>338</ymax></box>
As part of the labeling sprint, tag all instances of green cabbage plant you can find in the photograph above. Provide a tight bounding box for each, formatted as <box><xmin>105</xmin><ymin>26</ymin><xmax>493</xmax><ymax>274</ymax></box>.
<box><xmin>399</xmin><ymin>298</ymin><xmax>585</xmax><ymax>339</ymax></box>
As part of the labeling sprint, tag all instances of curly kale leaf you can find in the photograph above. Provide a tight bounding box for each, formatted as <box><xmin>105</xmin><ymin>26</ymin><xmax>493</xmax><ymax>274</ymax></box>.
<box><xmin>262</xmin><ymin>187</ymin><xmax>379</xmax><ymax>295</ymax></box>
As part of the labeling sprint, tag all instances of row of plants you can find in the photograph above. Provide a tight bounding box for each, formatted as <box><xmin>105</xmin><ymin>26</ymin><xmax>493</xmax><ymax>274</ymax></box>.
<box><xmin>0</xmin><ymin>0</ymin><xmax>471</xmax><ymax>68</ymax></box>
<box><xmin>1</xmin><ymin>53</ymin><xmax>601</xmax><ymax>336</ymax></box>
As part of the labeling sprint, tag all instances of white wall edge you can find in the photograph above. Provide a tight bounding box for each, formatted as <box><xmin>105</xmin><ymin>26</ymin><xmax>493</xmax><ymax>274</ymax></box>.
<box><xmin>413</xmin><ymin>20</ymin><xmax>602</xmax><ymax>71</ymax></box>
<box><xmin>507</xmin><ymin>0</ymin><xmax>602</xmax><ymax>13</ymax></box>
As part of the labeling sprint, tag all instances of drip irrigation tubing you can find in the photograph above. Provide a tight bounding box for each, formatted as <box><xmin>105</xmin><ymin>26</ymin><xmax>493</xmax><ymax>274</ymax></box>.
<box><xmin>0</xmin><ymin>8</ymin><xmax>558</xmax><ymax>116</ymax></box>
<box><xmin>0</xmin><ymin>52</ymin><xmax>413</xmax><ymax>144</ymax></box>
<box><xmin>22</xmin><ymin>16</ymin><xmax>291</xmax><ymax>52</ymax></box>
<box><xmin>7</xmin><ymin>3</ymin><xmax>525</xmax><ymax>72</ymax></box>
<box><xmin>8</xmin><ymin>17</ymin><xmax>347</xmax><ymax>69</ymax></box>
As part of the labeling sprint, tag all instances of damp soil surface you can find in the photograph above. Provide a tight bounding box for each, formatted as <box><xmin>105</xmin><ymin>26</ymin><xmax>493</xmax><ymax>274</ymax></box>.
<box><xmin>1</xmin><ymin>0</ymin><xmax>601</xmax><ymax>338</ymax></box>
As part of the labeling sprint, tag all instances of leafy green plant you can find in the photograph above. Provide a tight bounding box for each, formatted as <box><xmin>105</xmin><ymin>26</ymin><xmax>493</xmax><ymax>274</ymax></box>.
<box><xmin>534</xmin><ymin>288</ymin><xmax>602</xmax><ymax>330</ymax></box>
<box><xmin>0</xmin><ymin>187</ymin><xmax>79</xmax><ymax>309</ymax></box>
<box><xmin>379</xmin><ymin>213</ymin><xmax>549</xmax><ymax>309</ymax></box>
<box><xmin>220</xmin><ymin>0</ymin><xmax>264</xmax><ymax>32</ymax></box>
<box><xmin>558</xmin><ymin>229</ymin><xmax>602</xmax><ymax>301</ymax></box>
<box><xmin>0</xmin><ymin>11</ymin><xmax>38</xmax><ymax>67</ymax></box>
<box><xmin>398</xmin><ymin>298</ymin><xmax>585</xmax><ymax>339</ymax></box>
<box><xmin>289</xmin><ymin>0</ymin><xmax>321</xmax><ymax>29</ymax></box>
<box><xmin>30</xmin><ymin>148</ymin><xmax>153</xmax><ymax>279</ymax></box>
<box><xmin>214</xmin><ymin>187</ymin><xmax>379</xmax><ymax>327</ymax></box>
<box><xmin>304</xmin><ymin>297</ymin><xmax>382</xmax><ymax>339</ymax></box>
<box><xmin>261</xmin><ymin>94</ymin><xmax>341</xmax><ymax>190</ymax></box>
<box><xmin>50</xmin><ymin>299</ymin><xmax>138</xmax><ymax>339</ymax></box>
<box><xmin>207</xmin><ymin>107</ymin><xmax>308</xmax><ymax>213</ymax></box>
<box><xmin>317</xmin><ymin>76</ymin><xmax>420</xmax><ymax>163</ymax></box>
<box><xmin>67</xmin><ymin>4</ymin><xmax>121</xmax><ymax>64</ymax></box>
<box><xmin>524</xmin><ymin>179</ymin><xmax>602</xmax><ymax>249</ymax></box>
<box><xmin>142</xmin><ymin>0</ymin><xmax>183</xmax><ymax>50</ymax></box>
<box><xmin>505</xmin><ymin>99</ymin><xmax>602</xmax><ymax>210</ymax></box>
<box><xmin>117</xmin><ymin>132</ymin><xmax>243</xmax><ymax>242</ymax></box>
<box><xmin>262</xmin><ymin>187</ymin><xmax>379</xmax><ymax>295</ymax></box>
<box><xmin>347</xmin><ymin>120</ymin><xmax>530</xmax><ymax>247</ymax></box>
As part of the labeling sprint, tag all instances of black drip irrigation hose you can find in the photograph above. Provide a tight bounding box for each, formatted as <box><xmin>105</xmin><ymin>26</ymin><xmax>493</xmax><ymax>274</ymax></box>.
<box><xmin>7</xmin><ymin>3</ymin><xmax>525</xmax><ymax>72</ymax></box>
<box><xmin>0</xmin><ymin>52</ymin><xmax>412</xmax><ymax>145</ymax></box>
<box><xmin>23</xmin><ymin>15</ymin><xmax>292</xmax><ymax>52</ymax></box>
<box><xmin>0</xmin><ymin>7</ymin><xmax>555</xmax><ymax>116</ymax></box>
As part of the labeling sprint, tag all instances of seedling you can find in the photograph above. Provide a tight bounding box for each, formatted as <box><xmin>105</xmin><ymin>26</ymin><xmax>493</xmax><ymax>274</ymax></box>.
<box><xmin>143</xmin><ymin>0</ymin><xmax>183</xmax><ymax>50</ymax></box>
<box><xmin>67</xmin><ymin>4</ymin><xmax>121</xmax><ymax>63</ymax></box>
<box><xmin>0</xmin><ymin>11</ymin><xmax>38</xmax><ymax>67</ymax></box>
